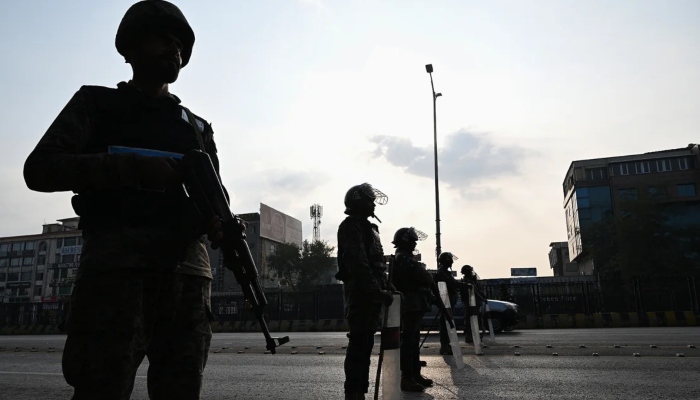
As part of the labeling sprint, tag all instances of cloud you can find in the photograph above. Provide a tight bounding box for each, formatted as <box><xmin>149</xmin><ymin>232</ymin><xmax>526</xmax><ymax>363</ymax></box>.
<box><xmin>370</xmin><ymin>129</ymin><xmax>534</xmax><ymax>197</ymax></box>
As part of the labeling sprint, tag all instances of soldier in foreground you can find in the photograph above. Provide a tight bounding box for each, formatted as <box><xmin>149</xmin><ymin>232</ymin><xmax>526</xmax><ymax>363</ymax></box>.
<box><xmin>391</xmin><ymin>227</ymin><xmax>435</xmax><ymax>392</ymax></box>
<box><xmin>434</xmin><ymin>251</ymin><xmax>469</xmax><ymax>355</ymax></box>
<box><xmin>336</xmin><ymin>183</ymin><xmax>395</xmax><ymax>400</ymax></box>
<box><xmin>23</xmin><ymin>1</ymin><xmax>224</xmax><ymax>399</ymax></box>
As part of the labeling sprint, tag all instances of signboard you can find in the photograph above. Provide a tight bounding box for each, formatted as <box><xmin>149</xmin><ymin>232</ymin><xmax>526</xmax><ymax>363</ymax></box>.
<box><xmin>511</xmin><ymin>268</ymin><xmax>537</xmax><ymax>277</ymax></box>
<box><xmin>61</xmin><ymin>245</ymin><xmax>82</xmax><ymax>255</ymax></box>
<box><xmin>259</xmin><ymin>203</ymin><xmax>302</xmax><ymax>246</ymax></box>
<box><xmin>41</xmin><ymin>296</ymin><xmax>58</xmax><ymax>303</ymax></box>
<box><xmin>7</xmin><ymin>282</ymin><xmax>31</xmax><ymax>289</ymax></box>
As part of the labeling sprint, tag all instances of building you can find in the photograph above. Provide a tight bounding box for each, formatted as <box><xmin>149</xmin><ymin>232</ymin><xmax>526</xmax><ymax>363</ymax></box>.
<box><xmin>548</xmin><ymin>242</ymin><xmax>579</xmax><ymax>276</ymax></box>
<box><xmin>562</xmin><ymin>143</ymin><xmax>700</xmax><ymax>272</ymax></box>
<box><xmin>0</xmin><ymin>217</ymin><xmax>81</xmax><ymax>307</ymax></box>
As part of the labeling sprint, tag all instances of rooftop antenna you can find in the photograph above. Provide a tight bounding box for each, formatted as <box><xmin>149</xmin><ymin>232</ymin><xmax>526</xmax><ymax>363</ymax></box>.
<box><xmin>310</xmin><ymin>204</ymin><xmax>323</xmax><ymax>242</ymax></box>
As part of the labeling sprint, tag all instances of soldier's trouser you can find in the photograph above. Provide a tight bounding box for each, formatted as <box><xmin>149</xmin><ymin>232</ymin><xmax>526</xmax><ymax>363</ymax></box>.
<box><xmin>62</xmin><ymin>268</ymin><xmax>213</xmax><ymax>400</ymax></box>
<box><xmin>344</xmin><ymin>302</ymin><xmax>382</xmax><ymax>394</ymax></box>
<box><xmin>438</xmin><ymin>306</ymin><xmax>454</xmax><ymax>348</ymax></box>
<box><xmin>400</xmin><ymin>311</ymin><xmax>424</xmax><ymax>378</ymax></box>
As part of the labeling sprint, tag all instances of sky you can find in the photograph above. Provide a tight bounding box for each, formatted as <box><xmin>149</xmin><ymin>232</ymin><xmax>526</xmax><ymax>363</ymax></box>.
<box><xmin>0</xmin><ymin>0</ymin><xmax>698</xmax><ymax>279</ymax></box>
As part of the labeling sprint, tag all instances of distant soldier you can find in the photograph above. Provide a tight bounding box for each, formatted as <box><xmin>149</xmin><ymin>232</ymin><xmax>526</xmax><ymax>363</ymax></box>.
<box><xmin>336</xmin><ymin>183</ymin><xmax>396</xmax><ymax>400</ymax></box>
<box><xmin>391</xmin><ymin>227</ymin><xmax>434</xmax><ymax>392</ymax></box>
<box><xmin>434</xmin><ymin>251</ymin><xmax>468</xmax><ymax>355</ymax></box>
<box><xmin>461</xmin><ymin>264</ymin><xmax>487</xmax><ymax>343</ymax></box>
<box><xmin>23</xmin><ymin>1</ymin><xmax>225</xmax><ymax>399</ymax></box>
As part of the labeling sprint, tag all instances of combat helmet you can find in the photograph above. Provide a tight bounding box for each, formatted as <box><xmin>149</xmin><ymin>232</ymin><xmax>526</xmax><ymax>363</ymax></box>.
<box><xmin>392</xmin><ymin>227</ymin><xmax>428</xmax><ymax>249</ymax></box>
<box><xmin>116</xmin><ymin>0</ymin><xmax>195</xmax><ymax>67</ymax></box>
<box><xmin>438</xmin><ymin>251</ymin><xmax>458</xmax><ymax>268</ymax></box>
<box><xmin>344</xmin><ymin>183</ymin><xmax>387</xmax><ymax>216</ymax></box>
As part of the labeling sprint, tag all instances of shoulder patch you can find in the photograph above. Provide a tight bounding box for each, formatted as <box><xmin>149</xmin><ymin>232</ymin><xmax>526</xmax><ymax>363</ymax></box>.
<box><xmin>181</xmin><ymin>108</ymin><xmax>207</xmax><ymax>132</ymax></box>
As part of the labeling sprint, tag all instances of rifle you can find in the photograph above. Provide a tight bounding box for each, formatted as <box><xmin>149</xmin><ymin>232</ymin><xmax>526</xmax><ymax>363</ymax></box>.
<box><xmin>181</xmin><ymin>149</ymin><xmax>290</xmax><ymax>354</ymax></box>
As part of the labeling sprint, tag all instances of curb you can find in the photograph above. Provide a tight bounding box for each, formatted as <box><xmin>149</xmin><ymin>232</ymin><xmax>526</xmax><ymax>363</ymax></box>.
<box><xmin>517</xmin><ymin>311</ymin><xmax>699</xmax><ymax>329</ymax></box>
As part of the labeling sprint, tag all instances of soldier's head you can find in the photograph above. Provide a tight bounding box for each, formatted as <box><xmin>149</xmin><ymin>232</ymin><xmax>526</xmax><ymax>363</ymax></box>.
<box><xmin>344</xmin><ymin>183</ymin><xmax>387</xmax><ymax>220</ymax></box>
<box><xmin>461</xmin><ymin>264</ymin><xmax>473</xmax><ymax>276</ymax></box>
<box><xmin>115</xmin><ymin>1</ymin><xmax>195</xmax><ymax>84</ymax></box>
<box><xmin>392</xmin><ymin>227</ymin><xmax>428</xmax><ymax>252</ymax></box>
<box><xmin>438</xmin><ymin>251</ymin><xmax>458</xmax><ymax>269</ymax></box>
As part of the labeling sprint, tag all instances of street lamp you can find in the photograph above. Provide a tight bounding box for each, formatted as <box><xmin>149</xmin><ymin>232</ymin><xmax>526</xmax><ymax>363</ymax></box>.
<box><xmin>425</xmin><ymin>64</ymin><xmax>443</xmax><ymax>261</ymax></box>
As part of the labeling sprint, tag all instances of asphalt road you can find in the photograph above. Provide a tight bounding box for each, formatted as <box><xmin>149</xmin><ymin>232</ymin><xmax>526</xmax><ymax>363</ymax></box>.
<box><xmin>1</xmin><ymin>328</ymin><xmax>699</xmax><ymax>399</ymax></box>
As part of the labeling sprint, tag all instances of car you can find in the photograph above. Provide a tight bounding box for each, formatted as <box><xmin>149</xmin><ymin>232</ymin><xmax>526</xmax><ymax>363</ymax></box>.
<box><xmin>421</xmin><ymin>298</ymin><xmax>520</xmax><ymax>334</ymax></box>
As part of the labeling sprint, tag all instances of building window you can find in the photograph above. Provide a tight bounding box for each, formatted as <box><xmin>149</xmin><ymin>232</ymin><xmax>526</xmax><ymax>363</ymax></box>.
<box><xmin>677</xmin><ymin>183</ymin><xmax>696</xmax><ymax>197</ymax></box>
<box><xmin>10</xmin><ymin>258</ymin><xmax>20</xmax><ymax>267</ymax></box>
<box><xmin>7</xmin><ymin>272</ymin><xmax>19</xmax><ymax>281</ymax></box>
<box><xmin>33</xmin><ymin>286</ymin><xmax>42</xmax><ymax>296</ymax></box>
<box><xmin>37</xmin><ymin>255</ymin><xmax>46</xmax><ymax>265</ymax></box>
<box><xmin>0</xmin><ymin>243</ymin><xmax>8</xmax><ymax>253</ymax></box>
<box><xmin>619</xmin><ymin>164</ymin><xmax>629</xmax><ymax>175</ymax></box>
<box><xmin>64</xmin><ymin>237</ymin><xmax>78</xmax><ymax>247</ymax></box>
<box><xmin>61</xmin><ymin>254</ymin><xmax>75</xmax><ymax>263</ymax></box>
<box><xmin>656</xmin><ymin>159</ymin><xmax>672</xmax><ymax>172</ymax></box>
<box><xmin>11</xmin><ymin>242</ymin><xmax>23</xmax><ymax>252</ymax></box>
<box><xmin>678</xmin><ymin>157</ymin><xmax>689</xmax><ymax>170</ymax></box>
<box><xmin>39</xmin><ymin>242</ymin><xmax>47</xmax><ymax>252</ymax></box>
<box><xmin>20</xmin><ymin>272</ymin><xmax>31</xmax><ymax>281</ymax></box>
<box><xmin>0</xmin><ymin>258</ymin><xmax>6</xmax><ymax>268</ymax></box>
<box><xmin>647</xmin><ymin>186</ymin><xmax>667</xmax><ymax>199</ymax></box>
<box><xmin>22</xmin><ymin>257</ymin><xmax>33</xmax><ymax>266</ymax></box>
<box><xmin>635</xmin><ymin>161</ymin><xmax>650</xmax><ymax>174</ymax></box>
<box><xmin>619</xmin><ymin>188</ymin><xmax>639</xmax><ymax>200</ymax></box>
<box><xmin>36</xmin><ymin>272</ymin><xmax>44</xmax><ymax>281</ymax></box>
<box><xmin>587</xmin><ymin>168</ymin><xmax>606</xmax><ymax>180</ymax></box>
<box><xmin>25</xmin><ymin>242</ymin><xmax>35</xmax><ymax>251</ymax></box>
<box><xmin>56</xmin><ymin>238</ymin><xmax>63</xmax><ymax>248</ymax></box>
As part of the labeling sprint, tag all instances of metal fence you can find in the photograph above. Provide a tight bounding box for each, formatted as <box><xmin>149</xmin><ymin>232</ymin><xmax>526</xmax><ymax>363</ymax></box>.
<box><xmin>480</xmin><ymin>275</ymin><xmax>700</xmax><ymax>315</ymax></box>
<box><xmin>1</xmin><ymin>276</ymin><xmax>698</xmax><ymax>327</ymax></box>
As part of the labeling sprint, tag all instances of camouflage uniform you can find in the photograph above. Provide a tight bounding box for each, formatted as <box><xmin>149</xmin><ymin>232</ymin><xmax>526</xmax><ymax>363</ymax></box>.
<box><xmin>336</xmin><ymin>216</ymin><xmax>389</xmax><ymax>395</ymax></box>
<box><xmin>23</xmin><ymin>2</ymin><xmax>221</xmax><ymax>394</ymax></box>
<box><xmin>392</xmin><ymin>249</ymin><xmax>433</xmax><ymax>381</ymax></box>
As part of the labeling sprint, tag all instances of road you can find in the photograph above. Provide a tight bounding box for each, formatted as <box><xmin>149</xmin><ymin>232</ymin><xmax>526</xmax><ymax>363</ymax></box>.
<box><xmin>1</xmin><ymin>328</ymin><xmax>699</xmax><ymax>399</ymax></box>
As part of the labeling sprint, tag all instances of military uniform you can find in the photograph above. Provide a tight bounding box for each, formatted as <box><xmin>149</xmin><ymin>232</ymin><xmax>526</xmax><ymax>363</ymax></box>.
<box><xmin>392</xmin><ymin>249</ymin><xmax>433</xmax><ymax>383</ymax></box>
<box><xmin>434</xmin><ymin>266</ymin><xmax>466</xmax><ymax>352</ymax></box>
<box><xmin>337</xmin><ymin>215</ymin><xmax>389</xmax><ymax>396</ymax></box>
<box><xmin>461</xmin><ymin>271</ymin><xmax>485</xmax><ymax>343</ymax></box>
<box><xmin>23</xmin><ymin>2</ymin><xmax>221</xmax><ymax>396</ymax></box>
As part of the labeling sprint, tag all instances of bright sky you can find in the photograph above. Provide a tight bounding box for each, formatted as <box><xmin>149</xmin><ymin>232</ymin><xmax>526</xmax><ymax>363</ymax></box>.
<box><xmin>1</xmin><ymin>0</ymin><xmax>698</xmax><ymax>279</ymax></box>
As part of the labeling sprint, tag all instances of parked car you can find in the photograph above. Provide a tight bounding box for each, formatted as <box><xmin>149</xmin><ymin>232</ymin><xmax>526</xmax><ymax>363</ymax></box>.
<box><xmin>421</xmin><ymin>298</ymin><xmax>520</xmax><ymax>333</ymax></box>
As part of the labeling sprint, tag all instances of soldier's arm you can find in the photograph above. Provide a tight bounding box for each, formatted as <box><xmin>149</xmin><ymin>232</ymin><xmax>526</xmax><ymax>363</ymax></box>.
<box><xmin>340</xmin><ymin>221</ymin><xmax>381</xmax><ymax>294</ymax></box>
<box><xmin>202</xmin><ymin>123</ymin><xmax>230</xmax><ymax>205</ymax></box>
<box><xmin>23</xmin><ymin>86</ymin><xmax>144</xmax><ymax>193</ymax></box>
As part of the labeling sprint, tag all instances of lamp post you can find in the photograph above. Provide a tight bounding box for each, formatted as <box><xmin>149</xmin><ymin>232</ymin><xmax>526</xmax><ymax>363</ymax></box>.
<box><xmin>425</xmin><ymin>64</ymin><xmax>442</xmax><ymax>261</ymax></box>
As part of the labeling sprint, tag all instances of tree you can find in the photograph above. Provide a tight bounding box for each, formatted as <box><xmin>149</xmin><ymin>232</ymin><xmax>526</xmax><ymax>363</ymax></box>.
<box><xmin>266</xmin><ymin>239</ymin><xmax>336</xmax><ymax>291</ymax></box>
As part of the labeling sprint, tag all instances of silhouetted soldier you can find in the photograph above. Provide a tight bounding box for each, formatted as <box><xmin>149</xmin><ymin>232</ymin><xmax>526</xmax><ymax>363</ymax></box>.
<box><xmin>336</xmin><ymin>183</ymin><xmax>395</xmax><ymax>400</ymax></box>
<box><xmin>391</xmin><ymin>227</ymin><xmax>434</xmax><ymax>392</ymax></box>
<box><xmin>434</xmin><ymin>251</ymin><xmax>468</xmax><ymax>355</ymax></box>
<box><xmin>461</xmin><ymin>264</ymin><xmax>486</xmax><ymax>343</ymax></box>
<box><xmin>23</xmin><ymin>1</ymin><xmax>225</xmax><ymax>399</ymax></box>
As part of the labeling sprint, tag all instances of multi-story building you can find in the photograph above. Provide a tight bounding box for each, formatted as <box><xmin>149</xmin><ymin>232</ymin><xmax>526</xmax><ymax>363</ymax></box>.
<box><xmin>562</xmin><ymin>143</ymin><xmax>700</xmax><ymax>272</ymax></box>
<box><xmin>0</xmin><ymin>217</ymin><xmax>82</xmax><ymax>308</ymax></box>
<box><xmin>548</xmin><ymin>241</ymin><xmax>579</xmax><ymax>276</ymax></box>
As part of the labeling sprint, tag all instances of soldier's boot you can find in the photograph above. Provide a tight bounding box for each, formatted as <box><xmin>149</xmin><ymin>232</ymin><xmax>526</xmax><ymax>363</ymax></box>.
<box><xmin>415</xmin><ymin>375</ymin><xmax>434</xmax><ymax>387</ymax></box>
<box><xmin>401</xmin><ymin>377</ymin><xmax>425</xmax><ymax>392</ymax></box>
<box><xmin>345</xmin><ymin>392</ymin><xmax>364</xmax><ymax>400</ymax></box>
<box><xmin>439</xmin><ymin>346</ymin><xmax>453</xmax><ymax>355</ymax></box>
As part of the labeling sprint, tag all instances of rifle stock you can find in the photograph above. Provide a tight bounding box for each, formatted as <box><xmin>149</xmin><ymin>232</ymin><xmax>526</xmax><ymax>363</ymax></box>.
<box><xmin>182</xmin><ymin>149</ymin><xmax>290</xmax><ymax>354</ymax></box>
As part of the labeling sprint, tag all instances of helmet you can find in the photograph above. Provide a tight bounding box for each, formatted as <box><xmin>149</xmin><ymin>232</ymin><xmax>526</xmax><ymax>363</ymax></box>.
<box><xmin>438</xmin><ymin>251</ymin><xmax>458</xmax><ymax>267</ymax></box>
<box><xmin>344</xmin><ymin>183</ymin><xmax>387</xmax><ymax>215</ymax></box>
<box><xmin>461</xmin><ymin>265</ymin><xmax>473</xmax><ymax>275</ymax></box>
<box><xmin>116</xmin><ymin>0</ymin><xmax>195</xmax><ymax>67</ymax></box>
<box><xmin>392</xmin><ymin>227</ymin><xmax>428</xmax><ymax>249</ymax></box>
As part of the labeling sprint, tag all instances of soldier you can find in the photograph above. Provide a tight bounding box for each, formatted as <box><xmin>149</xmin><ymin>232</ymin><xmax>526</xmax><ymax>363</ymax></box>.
<box><xmin>434</xmin><ymin>251</ymin><xmax>468</xmax><ymax>355</ymax></box>
<box><xmin>23</xmin><ymin>1</ymin><xmax>225</xmax><ymax>399</ymax></box>
<box><xmin>461</xmin><ymin>264</ymin><xmax>486</xmax><ymax>343</ymax></box>
<box><xmin>391</xmin><ymin>227</ymin><xmax>434</xmax><ymax>392</ymax></box>
<box><xmin>336</xmin><ymin>183</ymin><xmax>396</xmax><ymax>400</ymax></box>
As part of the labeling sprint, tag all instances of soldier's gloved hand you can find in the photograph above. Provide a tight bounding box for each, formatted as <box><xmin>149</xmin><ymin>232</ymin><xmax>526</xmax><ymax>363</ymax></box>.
<box><xmin>206</xmin><ymin>216</ymin><xmax>224</xmax><ymax>249</ymax></box>
<box><xmin>138</xmin><ymin>157</ymin><xmax>182</xmax><ymax>190</ymax></box>
<box><xmin>378</xmin><ymin>290</ymin><xmax>394</xmax><ymax>306</ymax></box>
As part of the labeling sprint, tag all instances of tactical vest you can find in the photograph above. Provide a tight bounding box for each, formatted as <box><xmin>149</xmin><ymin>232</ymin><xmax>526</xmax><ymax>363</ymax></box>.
<box><xmin>71</xmin><ymin>84</ymin><xmax>207</xmax><ymax>234</ymax></box>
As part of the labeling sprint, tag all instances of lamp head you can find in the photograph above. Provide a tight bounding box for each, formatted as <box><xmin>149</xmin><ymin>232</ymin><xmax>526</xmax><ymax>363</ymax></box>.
<box><xmin>425</xmin><ymin>64</ymin><xmax>433</xmax><ymax>73</ymax></box>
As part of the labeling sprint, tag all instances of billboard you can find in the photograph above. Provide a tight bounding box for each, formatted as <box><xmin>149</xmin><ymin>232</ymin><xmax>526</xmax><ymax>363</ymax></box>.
<box><xmin>511</xmin><ymin>268</ymin><xmax>537</xmax><ymax>277</ymax></box>
<box><xmin>259</xmin><ymin>203</ymin><xmax>302</xmax><ymax>247</ymax></box>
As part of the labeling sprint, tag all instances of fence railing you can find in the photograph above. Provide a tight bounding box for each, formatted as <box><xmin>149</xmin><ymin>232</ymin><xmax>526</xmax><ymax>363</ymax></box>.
<box><xmin>1</xmin><ymin>276</ymin><xmax>698</xmax><ymax>327</ymax></box>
